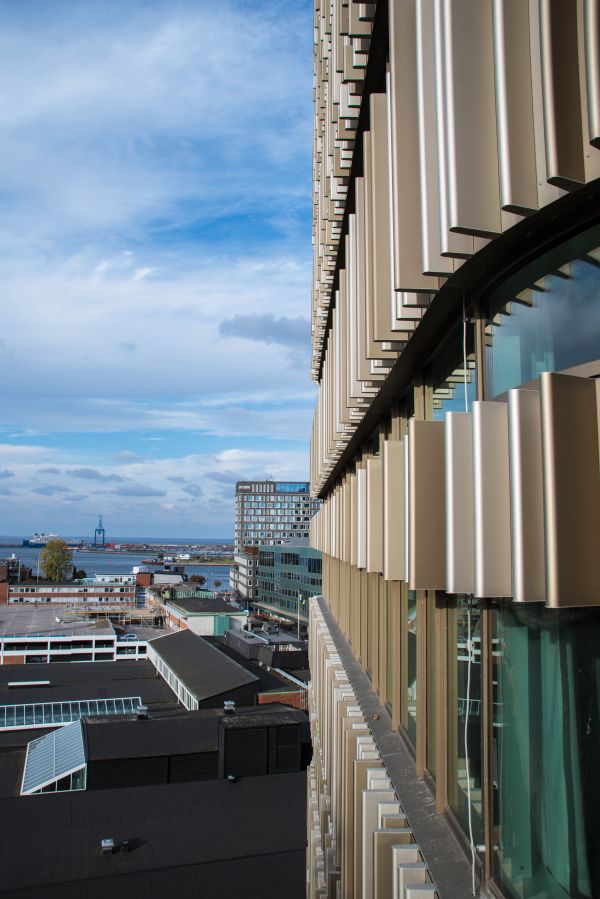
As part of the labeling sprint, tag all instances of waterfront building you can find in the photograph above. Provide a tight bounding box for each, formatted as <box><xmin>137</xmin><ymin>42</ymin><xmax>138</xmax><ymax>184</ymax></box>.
<box><xmin>255</xmin><ymin>543</ymin><xmax>322</xmax><ymax>626</ymax></box>
<box><xmin>230</xmin><ymin>481</ymin><xmax>321</xmax><ymax>606</ymax></box>
<box><xmin>233</xmin><ymin>480</ymin><xmax>320</xmax><ymax>552</ymax></box>
<box><xmin>307</xmin><ymin>2</ymin><xmax>600</xmax><ymax>898</ymax></box>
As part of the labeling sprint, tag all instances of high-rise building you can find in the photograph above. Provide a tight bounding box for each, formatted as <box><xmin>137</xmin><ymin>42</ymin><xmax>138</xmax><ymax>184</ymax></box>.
<box><xmin>230</xmin><ymin>481</ymin><xmax>321</xmax><ymax>605</ymax></box>
<box><xmin>307</xmin><ymin>3</ymin><xmax>600</xmax><ymax>898</ymax></box>
<box><xmin>233</xmin><ymin>481</ymin><xmax>320</xmax><ymax>552</ymax></box>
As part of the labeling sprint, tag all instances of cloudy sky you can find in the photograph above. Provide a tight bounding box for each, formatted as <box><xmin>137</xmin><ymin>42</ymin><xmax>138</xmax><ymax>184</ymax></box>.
<box><xmin>0</xmin><ymin>0</ymin><xmax>315</xmax><ymax>539</ymax></box>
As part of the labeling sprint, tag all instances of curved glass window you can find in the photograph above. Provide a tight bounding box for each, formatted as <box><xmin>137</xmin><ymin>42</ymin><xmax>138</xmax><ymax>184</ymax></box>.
<box><xmin>486</xmin><ymin>224</ymin><xmax>600</xmax><ymax>397</ymax></box>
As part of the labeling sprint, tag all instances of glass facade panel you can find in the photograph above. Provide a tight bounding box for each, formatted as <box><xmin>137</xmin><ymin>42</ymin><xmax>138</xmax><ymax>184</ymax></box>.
<box><xmin>492</xmin><ymin>603</ymin><xmax>600</xmax><ymax>899</ymax></box>
<box><xmin>486</xmin><ymin>224</ymin><xmax>600</xmax><ymax>398</ymax></box>
<box><xmin>407</xmin><ymin>589</ymin><xmax>417</xmax><ymax>745</ymax></box>
<box><xmin>447</xmin><ymin>596</ymin><xmax>483</xmax><ymax>845</ymax></box>
<box><xmin>430</xmin><ymin>322</ymin><xmax>476</xmax><ymax>419</ymax></box>
<box><xmin>426</xmin><ymin>596</ymin><xmax>436</xmax><ymax>777</ymax></box>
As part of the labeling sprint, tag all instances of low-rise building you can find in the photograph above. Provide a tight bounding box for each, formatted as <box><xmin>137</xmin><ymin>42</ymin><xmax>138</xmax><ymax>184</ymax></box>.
<box><xmin>0</xmin><ymin>605</ymin><xmax>159</xmax><ymax>665</ymax></box>
<box><xmin>1</xmin><ymin>575</ymin><xmax>136</xmax><ymax>606</ymax></box>
<box><xmin>148</xmin><ymin>588</ymin><xmax>248</xmax><ymax>636</ymax></box>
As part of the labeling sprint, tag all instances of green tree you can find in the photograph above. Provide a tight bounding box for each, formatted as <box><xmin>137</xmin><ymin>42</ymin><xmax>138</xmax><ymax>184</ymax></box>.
<box><xmin>214</xmin><ymin>579</ymin><xmax>222</xmax><ymax>590</ymax></box>
<box><xmin>189</xmin><ymin>574</ymin><xmax>206</xmax><ymax>586</ymax></box>
<box><xmin>40</xmin><ymin>539</ymin><xmax>73</xmax><ymax>581</ymax></box>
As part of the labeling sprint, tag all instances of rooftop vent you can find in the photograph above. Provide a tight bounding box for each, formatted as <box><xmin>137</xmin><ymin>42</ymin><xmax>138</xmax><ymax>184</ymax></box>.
<box><xmin>224</xmin><ymin>700</ymin><xmax>235</xmax><ymax>715</ymax></box>
<box><xmin>101</xmin><ymin>838</ymin><xmax>115</xmax><ymax>855</ymax></box>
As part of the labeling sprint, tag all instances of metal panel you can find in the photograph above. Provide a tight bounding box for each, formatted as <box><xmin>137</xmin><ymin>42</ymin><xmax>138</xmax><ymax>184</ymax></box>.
<box><xmin>357</xmin><ymin>467</ymin><xmax>367</xmax><ymax>569</ymax></box>
<box><xmin>539</xmin><ymin>0</ymin><xmax>585</xmax><ymax>187</ymax></box>
<box><xmin>350</xmin><ymin>471</ymin><xmax>358</xmax><ymax>567</ymax></box>
<box><xmin>389</xmin><ymin>0</ymin><xmax>438</xmax><ymax>291</ymax></box>
<box><xmin>409</xmin><ymin>420</ymin><xmax>446</xmax><ymax>590</ymax></box>
<box><xmin>584</xmin><ymin>0</ymin><xmax>600</xmax><ymax>146</ymax></box>
<box><xmin>492</xmin><ymin>0</ymin><xmax>538</xmax><ymax>212</ymax></box>
<box><xmin>383</xmin><ymin>439</ymin><xmax>405</xmax><ymax>581</ymax></box>
<box><xmin>417</xmin><ymin>0</ymin><xmax>471</xmax><ymax>270</ymax></box>
<box><xmin>445</xmin><ymin>412</ymin><xmax>474</xmax><ymax>594</ymax></box>
<box><xmin>508</xmin><ymin>388</ymin><xmax>545</xmax><ymax>603</ymax></box>
<box><xmin>473</xmin><ymin>401</ymin><xmax>512</xmax><ymax>598</ymax></box>
<box><xmin>540</xmin><ymin>372</ymin><xmax>600</xmax><ymax>607</ymax></box>
<box><xmin>366</xmin><ymin>457</ymin><xmax>383</xmax><ymax>573</ymax></box>
<box><xmin>370</xmin><ymin>92</ymin><xmax>395</xmax><ymax>341</ymax></box>
<box><xmin>439</xmin><ymin>0</ymin><xmax>502</xmax><ymax>236</ymax></box>
<box><xmin>404</xmin><ymin>438</ymin><xmax>411</xmax><ymax>584</ymax></box>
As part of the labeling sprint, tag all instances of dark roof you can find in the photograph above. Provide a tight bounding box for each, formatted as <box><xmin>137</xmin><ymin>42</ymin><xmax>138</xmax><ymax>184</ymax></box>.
<box><xmin>0</xmin><ymin>750</ymin><xmax>24</xmax><ymax>798</ymax></box>
<box><xmin>84</xmin><ymin>714</ymin><xmax>220</xmax><ymax>760</ymax></box>
<box><xmin>168</xmin><ymin>596</ymin><xmax>239</xmax><ymax>615</ymax></box>
<box><xmin>0</xmin><ymin>772</ymin><xmax>307</xmax><ymax>899</ymax></box>
<box><xmin>0</xmin><ymin>851</ymin><xmax>307</xmax><ymax>899</ymax></box>
<box><xmin>149</xmin><ymin>631</ymin><xmax>259</xmax><ymax>701</ymax></box>
<box><xmin>84</xmin><ymin>703</ymin><xmax>307</xmax><ymax>760</ymax></box>
<box><xmin>0</xmin><ymin>661</ymin><xmax>179</xmax><ymax>709</ymax></box>
<box><xmin>206</xmin><ymin>637</ymin><xmax>302</xmax><ymax>692</ymax></box>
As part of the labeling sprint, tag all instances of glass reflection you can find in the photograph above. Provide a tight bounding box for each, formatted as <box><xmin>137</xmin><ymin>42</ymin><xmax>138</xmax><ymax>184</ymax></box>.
<box><xmin>407</xmin><ymin>589</ymin><xmax>417</xmax><ymax>745</ymax></box>
<box><xmin>493</xmin><ymin>603</ymin><xmax>600</xmax><ymax>899</ymax></box>
<box><xmin>486</xmin><ymin>225</ymin><xmax>600</xmax><ymax>397</ymax></box>
<box><xmin>448</xmin><ymin>596</ymin><xmax>483</xmax><ymax>845</ymax></box>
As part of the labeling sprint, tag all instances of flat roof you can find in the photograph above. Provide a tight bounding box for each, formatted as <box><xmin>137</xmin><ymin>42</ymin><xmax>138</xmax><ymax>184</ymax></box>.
<box><xmin>0</xmin><ymin>605</ymin><xmax>116</xmax><ymax>638</ymax></box>
<box><xmin>167</xmin><ymin>596</ymin><xmax>242</xmax><ymax>616</ymax></box>
<box><xmin>84</xmin><ymin>714</ymin><xmax>220</xmax><ymax>760</ymax></box>
<box><xmin>149</xmin><ymin>631</ymin><xmax>259</xmax><ymax>702</ymax></box>
<box><xmin>0</xmin><ymin>771</ymin><xmax>307</xmax><ymax>898</ymax></box>
<box><xmin>84</xmin><ymin>703</ymin><xmax>306</xmax><ymax>761</ymax></box>
<box><xmin>0</xmin><ymin>661</ymin><xmax>179</xmax><ymax>708</ymax></box>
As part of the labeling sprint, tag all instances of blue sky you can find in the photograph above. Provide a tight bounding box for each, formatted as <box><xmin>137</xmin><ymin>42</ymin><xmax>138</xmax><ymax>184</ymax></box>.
<box><xmin>0</xmin><ymin>0</ymin><xmax>316</xmax><ymax>539</ymax></box>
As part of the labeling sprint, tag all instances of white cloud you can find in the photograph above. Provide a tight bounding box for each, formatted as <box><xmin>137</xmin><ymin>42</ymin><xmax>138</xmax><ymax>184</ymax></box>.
<box><xmin>0</xmin><ymin>1</ymin><xmax>315</xmax><ymax>536</ymax></box>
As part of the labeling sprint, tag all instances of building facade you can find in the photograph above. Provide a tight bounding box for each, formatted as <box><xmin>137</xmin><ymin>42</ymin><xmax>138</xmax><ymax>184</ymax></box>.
<box><xmin>229</xmin><ymin>547</ymin><xmax>259</xmax><ymax>605</ymax></box>
<box><xmin>307</xmin><ymin>3</ymin><xmax>600</xmax><ymax>899</ymax></box>
<box><xmin>233</xmin><ymin>481</ymin><xmax>320</xmax><ymax>552</ymax></box>
<box><xmin>0</xmin><ymin>575</ymin><xmax>136</xmax><ymax>605</ymax></box>
<box><xmin>255</xmin><ymin>543</ymin><xmax>322</xmax><ymax>624</ymax></box>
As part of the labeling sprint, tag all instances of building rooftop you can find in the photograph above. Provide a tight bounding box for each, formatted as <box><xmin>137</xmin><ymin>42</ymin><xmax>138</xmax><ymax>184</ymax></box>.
<box><xmin>0</xmin><ymin>605</ymin><xmax>116</xmax><ymax>637</ymax></box>
<box><xmin>84</xmin><ymin>713</ymin><xmax>221</xmax><ymax>760</ymax></box>
<box><xmin>166</xmin><ymin>596</ymin><xmax>241</xmax><ymax>616</ymax></box>
<box><xmin>0</xmin><ymin>660</ymin><xmax>178</xmax><ymax>708</ymax></box>
<box><xmin>84</xmin><ymin>703</ymin><xmax>307</xmax><ymax>761</ymax></box>
<box><xmin>206</xmin><ymin>637</ymin><xmax>302</xmax><ymax>693</ymax></box>
<box><xmin>149</xmin><ymin>630</ymin><xmax>259</xmax><ymax>702</ymax></box>
<box><xmin>0</xmin><ymin>772</ymin><xmax>307</xmax><ymax>898</ymax></box>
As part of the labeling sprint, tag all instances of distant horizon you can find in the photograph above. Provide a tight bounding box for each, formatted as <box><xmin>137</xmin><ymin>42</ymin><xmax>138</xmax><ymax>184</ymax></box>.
<box><xmin>0</xmin><ymin>534</ymin><xmax>233</xmax><ymax>544</ymax></box>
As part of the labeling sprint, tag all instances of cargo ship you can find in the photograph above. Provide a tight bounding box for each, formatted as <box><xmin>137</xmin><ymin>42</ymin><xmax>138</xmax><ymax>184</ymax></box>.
<box><xmin>22</xmin><ymin>533</ymin><xmax>85</xmax><ymax>548</ymax></box>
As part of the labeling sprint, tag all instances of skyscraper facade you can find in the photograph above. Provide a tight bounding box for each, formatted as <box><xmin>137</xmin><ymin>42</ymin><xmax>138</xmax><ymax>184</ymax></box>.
<box><xmin>234</xmin><ymin>481</ymin><xmax>320</xmax><ymax>552</ymax></box>
<box><xmin>307</xmin><ymin>2</ymin><xmax>600</xmax><ymax>898</ymax></box>
<box><xmin>230</xmin><ymin>481</ymin><xmax>321</xmax><ymax>606</ymax></box>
